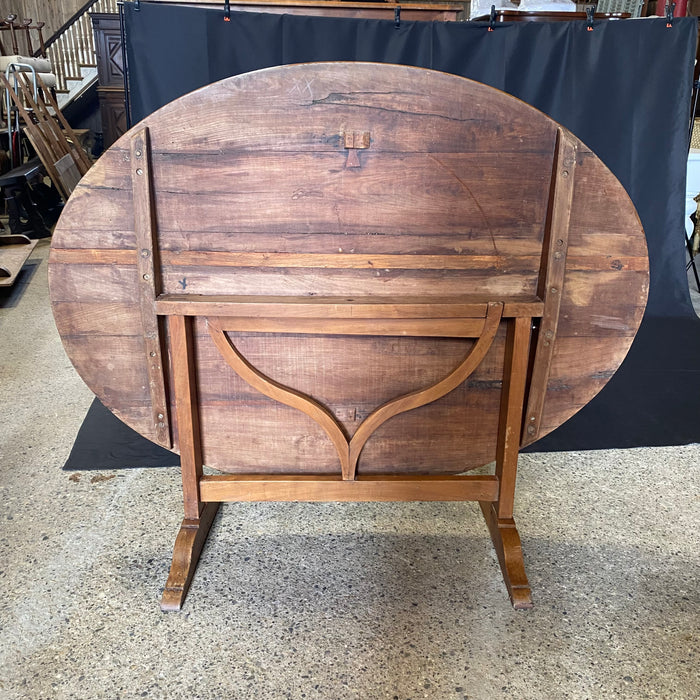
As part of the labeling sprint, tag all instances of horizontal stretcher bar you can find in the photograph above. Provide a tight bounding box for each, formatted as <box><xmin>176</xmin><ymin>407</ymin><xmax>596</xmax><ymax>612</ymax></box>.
<box><xmin>198</xmin><ymin>473</ymin><xmax>500</xmax><ymax>503</ymax></box>
<box><xmin>207</xmin><ymin>315</ymin><xmax>491</xmax><ymax>337</ymax></box>
<box><xmin>155</xmin><ymin>294</ymin><xmax>545</xmax><ymax>319</ymax></box>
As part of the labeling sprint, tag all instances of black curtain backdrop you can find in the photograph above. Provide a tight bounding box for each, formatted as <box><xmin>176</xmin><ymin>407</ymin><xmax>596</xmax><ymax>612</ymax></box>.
<box><xmin>63</xmin><ymin>4</ymin><xmax>699</xmax><ymax>468</ymax></box>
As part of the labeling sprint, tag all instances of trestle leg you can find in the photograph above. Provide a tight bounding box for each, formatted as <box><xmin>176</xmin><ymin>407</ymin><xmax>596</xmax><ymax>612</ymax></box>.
<box><xmin>482</xmin><ymin>315</ymin><xmax>533</xmax><ymax>609</ymax></box>
<box><xmin>161</xmin><ymin>501</ymin><xmax>220</xmax><ymax>612</ymax></box>
<box><xmin>480</xmin><ymin>501</ymin><xmax>532</xmax><ymax>609</ymax></box>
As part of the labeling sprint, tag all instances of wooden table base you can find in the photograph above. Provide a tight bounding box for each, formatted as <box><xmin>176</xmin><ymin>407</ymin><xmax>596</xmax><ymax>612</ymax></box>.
<box><xmin>160</xmin><ymin>313</ymin><xmax>535</xmax><ymax>612</ymax></box>
<box><xmin>160</xmin><ymin>490</ymin><xmax>532</xmax><ymax>613</ymax></box>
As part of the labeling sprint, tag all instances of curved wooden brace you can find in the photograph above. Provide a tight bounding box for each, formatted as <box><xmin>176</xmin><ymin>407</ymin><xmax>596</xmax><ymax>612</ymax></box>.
<box><xmin>208</xmin><ymin>317</ymin><xmax>352</xmax><ymax>477</ymax></box>
<box><xmin>208</xmin><ymin>302</ymin><xmax>503</xmax><ymax>480</ymax></box>
<box><xmin>347</xmin><ymin>303</ymin><xmax>503</xmax><ymax>474</ymax></box>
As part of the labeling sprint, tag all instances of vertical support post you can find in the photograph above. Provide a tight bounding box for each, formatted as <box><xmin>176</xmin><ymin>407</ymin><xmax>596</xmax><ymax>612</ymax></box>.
<box><xmin>161</xmin><ymin>314</ymin><xmax>220</xmax><ymax>612</ymax></box>
<box><xmin>170</xmin><ymin>315</ymin><xmax>203</xmax><ymax>520</ymax></box>
<box><xmin>481</xmin><ymin>315</ymin><xmax>533</xmax><ymax>609</ymax></box>
<box><xmin>495</xmin><ymin>316</ymin><xmax>531</xmax><ymax>520</ymax></box>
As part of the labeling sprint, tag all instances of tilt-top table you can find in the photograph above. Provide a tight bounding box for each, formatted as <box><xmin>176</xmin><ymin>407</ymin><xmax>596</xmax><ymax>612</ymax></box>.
<box><xmin>49</xmin><ymin>63</ymin><xmax>648</xmax><ymax>610</ymax></box>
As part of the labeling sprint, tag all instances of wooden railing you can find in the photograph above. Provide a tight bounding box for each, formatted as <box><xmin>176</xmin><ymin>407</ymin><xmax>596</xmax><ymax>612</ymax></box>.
<box><xmin>36</xmin><ymin>0</ymin><xmax>118</xmax><ymax>94</ymax></box>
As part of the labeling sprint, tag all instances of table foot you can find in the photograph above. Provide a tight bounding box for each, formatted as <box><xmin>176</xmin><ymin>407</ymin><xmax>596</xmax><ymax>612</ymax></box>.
<box><xmin>160</xmin><ymin>501</ymin><xmax>220</xmax><ymax>612</ymax></box>
<box><xmin>480</xmin><ymin>501</ymin><xmax>533</xmax><ymax>610</ymax></box>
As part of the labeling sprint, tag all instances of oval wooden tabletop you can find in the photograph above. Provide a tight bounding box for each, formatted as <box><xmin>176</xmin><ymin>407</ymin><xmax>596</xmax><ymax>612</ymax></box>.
<box><xmin>49</xmin><ymin>62</ymin><xmax>648</xmax><ymax>474</ymax></box>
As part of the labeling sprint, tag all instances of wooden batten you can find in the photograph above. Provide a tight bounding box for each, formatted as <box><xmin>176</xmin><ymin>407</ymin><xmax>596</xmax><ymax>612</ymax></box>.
<box><xmin>130</xmin><ymin>128</ymin><xmax>171</xmax><ymax>448</ymax></box>
<box><xmin>523</xmin><ymin>127</ymin><xmax>578</xmax><ymax>446</ymax></box>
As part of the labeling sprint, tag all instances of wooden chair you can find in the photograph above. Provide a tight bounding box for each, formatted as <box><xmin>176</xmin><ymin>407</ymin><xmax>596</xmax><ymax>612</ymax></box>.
<box><xmin>48</xmin><ymin>63</ymin><xmax>648</xmax><ymax>611</ymax></box>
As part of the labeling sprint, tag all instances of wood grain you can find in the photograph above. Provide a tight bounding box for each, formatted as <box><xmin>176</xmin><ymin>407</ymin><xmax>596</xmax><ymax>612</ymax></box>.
<box><xmin>49</xmin><ymin>62</ymin><xmax>648</xmax><ymax>468</ymax></box>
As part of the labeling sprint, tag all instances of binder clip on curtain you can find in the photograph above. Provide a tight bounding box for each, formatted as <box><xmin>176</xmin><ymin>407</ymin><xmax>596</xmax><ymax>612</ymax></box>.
<box><xmin>224</xmin><ymin>0</ymin><xmax>231</xmax><ymax>22</ymax></box>
<box><xmin>666</xmin><ymin>1</ymin><xmax>676</xmax><ymax>27</ymax></box>
<box><xmin>395</xmin><ymin>6</ymin><xmax>401</xmax><ymax>28</ymax></box>
<box><xmin>586</xmin><ymin>6</ymin><xmax>594</xmax><ymax>31</ymax></box>
<box><xmin>489</xmin><ymin>4</ymin><xmax>496</xmax><ymax>30</ymax></box>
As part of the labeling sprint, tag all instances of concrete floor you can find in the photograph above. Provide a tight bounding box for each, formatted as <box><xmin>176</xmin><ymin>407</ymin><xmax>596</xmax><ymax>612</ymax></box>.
<box><xmin>0</xmin><ymin>241</ymin><xmax>698</xmax><ymax>699</ymax></box>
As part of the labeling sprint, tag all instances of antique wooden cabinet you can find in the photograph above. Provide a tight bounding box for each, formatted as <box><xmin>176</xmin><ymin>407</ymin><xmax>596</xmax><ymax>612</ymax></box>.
<box><xmin>91</xmin><ymin>12</ymin><xmax>127</xmax><ymax>148</ymax></box>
